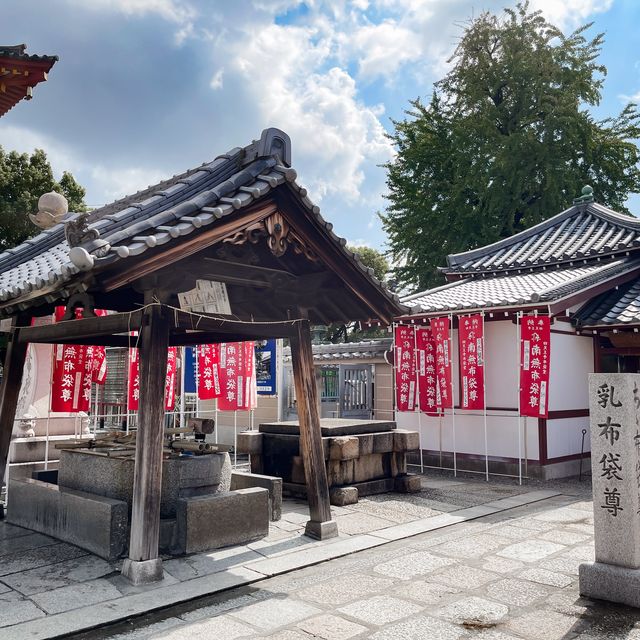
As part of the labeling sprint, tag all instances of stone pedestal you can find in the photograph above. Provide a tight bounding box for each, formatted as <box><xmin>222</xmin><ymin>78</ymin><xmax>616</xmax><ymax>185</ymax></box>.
<box><xmin>580</xmin><ymin>373</ymin><xmax>640</xmax><ymax>606</ymax></box>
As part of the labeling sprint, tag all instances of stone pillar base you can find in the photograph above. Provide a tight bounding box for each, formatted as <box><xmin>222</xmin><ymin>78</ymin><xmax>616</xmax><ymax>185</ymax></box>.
<box><xmin>580</xmin><ymin>562</ymin><xmax>640</xmax><ymax>608</ymax></box>
<box><xmin>305</xmin><ymin>519</ymin><xmax>338</xmax><ymax>540</ymax></box>
<box><xmin>122</xmin><ymin>557</ymin><xmax>164</xmax><ymax>585</ymax></box>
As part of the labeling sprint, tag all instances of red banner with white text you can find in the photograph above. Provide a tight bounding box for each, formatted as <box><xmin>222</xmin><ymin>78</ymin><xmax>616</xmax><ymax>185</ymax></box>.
<box><xmin>217</xmin><ymin>342</ymin><xmax>256</xmax><ymax>411</ymax></box>
<box><xmin>519</xmin><ymin>315</ymin><xmax>551</xmax><ymax>418</ymax></box>
<box><xmin>91</xmin><ymin>309</ymin><xmax>108</xmax><ymax>385</ymax></box>
<box><xmin>198</xmin><ymin>344</ymin><xmax>221</xmax><ymax>400</ymax></box>
<box><xmin>127</xmin><ymin>342</ymin><xmax>177</xmax><ymax>411</ymax></box>
<box><xmin>394</xmin><ymin>325</ymin><xmax>416</xmax><ymax>412</ymax></box>
<box><xmin>415</xmin><ymin>326</ymin><xmax>442</xmax><ymax>416</ymax></box>
<box><xmin>459</xmin><ymin>314</ymin><xmax>485</xmax><ymax>410</ymax></box>
<box><xmin>430</xmin><ymin>317</ymin><xmax>453</xmax><ymax>409</ymax></box>
<box><xmin>50</xmin><ymin>307</ymin><xmax>93</xmax><ymax>413</ymax></box>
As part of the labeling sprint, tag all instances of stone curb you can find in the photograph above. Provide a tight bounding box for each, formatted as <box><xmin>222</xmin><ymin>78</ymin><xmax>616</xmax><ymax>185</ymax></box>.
<box><xmin>4</xmin><ymin>489</ymin><xmax>561</xmax><ymax>640</ymax></box>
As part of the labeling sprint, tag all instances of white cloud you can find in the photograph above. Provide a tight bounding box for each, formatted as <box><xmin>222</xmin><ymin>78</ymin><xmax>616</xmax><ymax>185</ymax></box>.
<box><xmin>66</xmin><ymin>0</ymin><xmax>196</xmax><ymax>23</ymax></box>
<box><xmin>620</xmin><ymin>91</ymin><xmax>640</xmax><ymax>103</ymax></box>
<box><xmin>224</xmin><ymin>21</ymin><xmax>394</xmax><ymax>203</ymax></box>
<box><xmin>529</xmin><ymin>0</ymin><xmax>614</xmax><ymax>28</ymax></box>
<box><xmin>90</xmin><ymin>166</ymin><xmax>166</xmax><ymax>205</ymax></box>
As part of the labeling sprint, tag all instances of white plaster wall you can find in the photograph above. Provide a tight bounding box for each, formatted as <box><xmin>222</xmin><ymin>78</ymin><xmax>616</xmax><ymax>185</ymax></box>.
<box><xmin>548</xmin><ymin>326</ymin><xmax>594</xmax><ymax>412</ymax></box>
<box><xmin>396</xmin><ymin>319</ymin><xmax>535</xmax><ymax>460</ymax></box>
<box><xmin>546</xmin><ymin>417</ymin><xmax>591</xmax><ymax>459</ymax></box>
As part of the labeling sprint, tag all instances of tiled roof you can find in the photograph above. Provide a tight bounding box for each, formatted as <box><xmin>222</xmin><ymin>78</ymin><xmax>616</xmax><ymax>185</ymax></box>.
<box><xmin>0</xmin><ymin>44</ymin><xmax>58</xmax><ymax>64</ymax></box>
<box><xmin>0</xmin><ymin>129</ymin><xmax>401</xmax><ymax>315</ymax></box>
<box><xmin>403</xmin><ymin>258</ymin><xmax>640</xmax><ymax>314</ymax></box>
<box><xmin>574</xmin><ymin>280</ymin><xmax>640</xmax><ymax>328</ymax></box>
<box><xmin>283</xmin><ymin>338</ymin><xmax>392</xmax><ymax>362</ymax></box>
<box><xmin>444</xmin><ymin>202</ymin><xmax>640</xmax><ymax>275</ymax></box>
<box><xmin>0</xmin><ymin>44</ymin><xmax>58</xmax><ymax>118</ymax></box>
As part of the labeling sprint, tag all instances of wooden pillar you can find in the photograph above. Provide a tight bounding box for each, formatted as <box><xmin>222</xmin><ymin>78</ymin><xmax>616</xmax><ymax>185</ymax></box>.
<box><xmin>0</xmin><ymin>316</ymin><xmax>29</xmax><ymax>503</ymax></box>
<box><xmin>290</xmin><ymin>319</ymin><xmax>337</xmax><ymax>539</ymax></box>
<box><xmin>122</xmin><ymin>302</ymin><xmax>170</xmax><ymax>584</ymax></box>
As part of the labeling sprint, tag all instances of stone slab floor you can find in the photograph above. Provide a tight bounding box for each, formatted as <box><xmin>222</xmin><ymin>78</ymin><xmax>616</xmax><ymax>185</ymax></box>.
<box><xmin>2</xmin><ymin>473</ymin><xmax>620</xmax><ymax>640</ymax></box>
<box><xmin>73</xmin><ymin>486</ymin><xmax>640</xmax><ymax>640</ymax></box>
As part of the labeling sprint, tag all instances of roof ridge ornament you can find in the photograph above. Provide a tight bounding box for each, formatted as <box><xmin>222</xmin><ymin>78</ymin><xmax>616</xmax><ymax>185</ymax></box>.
<box><xmin>29</xmin><ymin>191</ymin><xmax>68</xmax><ymax>229</ymax></box>
<box><xmin>241</xmin><ymin>128</ymin><xmax>292</xmax><ymax>168</ymax></box>
<box><xmin>573</xmin><ymin>185</ymin><xmax>594</xmax><ymax>205</ymax></box>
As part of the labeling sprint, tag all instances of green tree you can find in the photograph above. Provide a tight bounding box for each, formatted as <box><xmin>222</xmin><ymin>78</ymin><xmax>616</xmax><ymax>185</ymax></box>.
<box><xmin>351</xmin><ymin>245</ymin><xmax>389</xmax><ymax>283</ymax></box>
<box><xmin>319</xmin><ymin>245</ymin><xmax>390</xmax><ymax>343</ymax></box>
<box><xmin>0</xmin><ymin>147</ymin><xmax>86</xmax><ymax>252</ymax></box>
<box><xmin>381</xmin><ymin>2</ymin><xmax>640</xmax><ymax>290</ymax></box>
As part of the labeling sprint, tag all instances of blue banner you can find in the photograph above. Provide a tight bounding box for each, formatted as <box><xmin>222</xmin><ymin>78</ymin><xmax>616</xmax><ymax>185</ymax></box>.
<box><xmin>184</xmin><ymin>347</ymin><xmax>196</xmax><ymax>393</ymax></box>
<box><xmin>255</xmin><ymin>339</ymin><xmax>277</xmax><ymax>395</ymax></box>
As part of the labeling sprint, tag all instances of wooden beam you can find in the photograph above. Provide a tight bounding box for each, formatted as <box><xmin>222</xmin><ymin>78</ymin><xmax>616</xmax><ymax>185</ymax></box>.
<box><xmin>173</xmin><ymin>310</ymin><xmax>298</xmax><ymax>339</ymax></box>
<box><xmin>102</xmin><ymin>201</ymin><xmax>278</xmax><ymax>292</ymax></box>
<box><xmin>123</xmin><ymin>302</ymin><xmax>170</xmax><ymax>584</ymax></box>
<box><xmin>171</xmin><ymin>331</ymin><xmax>279</xmax><ymax>346</ymax></box>
<box><xmin>289</xmin><ymin>319</ymin><xmax>337</xmax><ymax>540</ymax></box>
<box><xmin>0</xmin><ymin>315</ymin><xmax>30</xmax><ymax>493</ymax></box>
<box><xmin>62</xmin><ymin>335</ymin><xmax>133</xmax><ymax>348</ymax></box>
<box><xmin>16</xmin><ymin>310</ymin><xmax>144</xmax><ymax>344</ymax></box>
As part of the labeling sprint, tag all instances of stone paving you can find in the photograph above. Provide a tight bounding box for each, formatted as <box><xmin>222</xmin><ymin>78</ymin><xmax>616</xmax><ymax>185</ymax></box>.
<box><xmin>1</xmin><ymin>473</ymin><xmax>621</xmax><ymax>640</ymax></box>
<box><xmin>0</xmin><ymin>475</ymin><xmax>530</xmax><ymax>638</ymax></box>
<box><xmin>72</xmin><ymin>484</ymin><xmax>640</xmax><ymax>640</ymax></box>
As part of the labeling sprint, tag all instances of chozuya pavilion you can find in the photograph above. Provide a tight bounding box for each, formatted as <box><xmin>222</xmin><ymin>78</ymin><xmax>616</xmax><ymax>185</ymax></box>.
<box><xmin>396</xmin><ymin>187</ymin><xmax>640</xmax><ymax>480</ymax></box>
<box><xmin>0</xmin><ymin>128</ymin><xmax>405</xmax><ymax>583</ymax></box>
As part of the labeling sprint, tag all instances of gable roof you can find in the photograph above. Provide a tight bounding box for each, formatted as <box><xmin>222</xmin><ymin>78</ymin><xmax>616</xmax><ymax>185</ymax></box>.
<box><xmin>444</xmin><ymin>202</ymin><xmax>640</xmax><ymax>276</ymax></box>
<box><xmin>402</xmin><ymin>258</ymin><xmax>640</xmax><ymax>314</ymax></box>
<box><xmin>0</xmin><ymin>128</ymin><xmax>405</xmax><ymax>323</ymax></box>
<box><xmin>574</xmin><ymin>279</ymin><xmax>640</xmax><ymax>328</ymax></box>
<box><xmin>0</xmin><ymin>44</ymin><xmax>58</xmax><ymax>118</ymax></box>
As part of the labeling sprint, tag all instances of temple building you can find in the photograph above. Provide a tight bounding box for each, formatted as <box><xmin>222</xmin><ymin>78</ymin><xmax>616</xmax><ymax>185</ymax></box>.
<box><xmin>396</xmin><ymin>187</ymin><xmax>640</xmax><ymax>479</ymax></box>
<box><xmin>0</xmin><ymin>44</ymin><xmax>57</xmax><ymax>118</ymax></box>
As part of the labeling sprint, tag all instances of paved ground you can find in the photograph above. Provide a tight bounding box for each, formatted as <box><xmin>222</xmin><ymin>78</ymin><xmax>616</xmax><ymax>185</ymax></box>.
<box><xmin>2</xmin><ymin>472</ymin><xmax>625</xmax><ymax>640</ymax></box>
<box><xmin>70</xmin><ymin>480</ymin><xmax>640</xmax><ymax>640</ymax></box>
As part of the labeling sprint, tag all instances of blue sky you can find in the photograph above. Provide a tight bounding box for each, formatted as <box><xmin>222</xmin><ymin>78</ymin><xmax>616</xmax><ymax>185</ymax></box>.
<box><xmin>1</xmin><ymin>0</ymin><xmax>639</xmax><ymax>251</ymax></box>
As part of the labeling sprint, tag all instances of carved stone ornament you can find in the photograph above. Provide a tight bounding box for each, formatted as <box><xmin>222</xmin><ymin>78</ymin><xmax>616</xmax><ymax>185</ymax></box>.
<box><xmin>65</xmin><ymin>212</ymin><xmax>100</xmax><ymax>248</ymax></box>
<box><xmin>17</xmin><ymin>413</ymin><xmax>36</xmax><ymax>438</ymax></box>
<box><xmin>29</xmin><ymin>191</ymin><xmax>68</xmax><ymax>230</ymax></box>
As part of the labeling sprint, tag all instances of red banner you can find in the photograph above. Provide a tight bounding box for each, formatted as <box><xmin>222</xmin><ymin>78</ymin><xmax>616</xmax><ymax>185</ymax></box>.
<box><xmin>520</xmin><ymin>315</ymin><xmax>551</xmax><ymax>417</ymax></box>
<box><xmin>430</xmin><ymin>317</ymin><xmax>452</xmax><ymax>409</ymax></box>
<box><xmin>165</xmin><ymin>347</ymin><xmax>177</xmax><ymax>411</ymax></box>
<box><xmin>394</xmin><ymin>325</ymin><xmax>416</xmax><ymax>412</ymax></box>
<box><xmin>127</xmin><ymin>342</ymin><xmax>140</xmax><ymax>411</ymax></box>
<box><xmin>91</xmin><ymin>310</ymin><xmax>108</xmax><ymax>385</ymax></box>
<box><xmin>198</xmin><ymin>344</ymin><xmax>221</xmax><ymax>400</ymax></box>
<box><xmin>127</xmin><ymin>341</ymin><xmax>176</xmax><ymax>411</ymax></box>
<box><xmin>50</xmin><ymin>307</ymin><xmax>93</xmax><ymax>413</ymax></box>
<box><xmin>415</xmin><ymin>326</ymin><xmax>442</xmax><ymax>416</ymax></box>
<box><xmin>218</xmin><ymin>342</ymin><xmax>256</xmax><ymax>411</ymax></box>
<box><xmin>459</xmin><ymin>314</ymin><xmax>485</xmax><ymax>410</ymax></box>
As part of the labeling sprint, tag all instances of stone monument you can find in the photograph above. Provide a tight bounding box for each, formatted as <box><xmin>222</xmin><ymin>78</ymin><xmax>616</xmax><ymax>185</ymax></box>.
<box><xmin>580</xmin><ymin>373</ymin><xmax>640</xmax><ymax>607</ymax></box>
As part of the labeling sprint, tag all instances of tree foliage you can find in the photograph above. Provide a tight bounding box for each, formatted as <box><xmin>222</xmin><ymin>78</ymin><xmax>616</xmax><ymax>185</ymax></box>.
<box><xmin>318</xmin><ymin>245</ymin><xmax>390</xmax><ymax>343</ymax></box>
<box><xmin>0</xmin><ymin>147</ymin><xmax>87</xmax><ymax>252</ymax></box>
<box><xmin>381</xmin><ymin>2</ymin><xmax>640</xmax><ymax>290</ymax></box>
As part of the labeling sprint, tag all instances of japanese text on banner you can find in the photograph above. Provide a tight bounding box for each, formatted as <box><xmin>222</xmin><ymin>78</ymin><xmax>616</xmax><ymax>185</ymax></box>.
<box><xmin>519</xmin><ymin>315</ymin><xmax>551</xmax><ymax>417</ymax></box>
<box><xmin>430</xmin><ymin>317</ymin><xmax>453</xmax><ymax>409</ymax></box>
<box><xmin>197</xmin><ymin>344</ymin><xmax>221</xmax><ymax>400</ymax></box>
<box><xmin>459</xmin><ymin>314</ymin><xmax>485</xmax><ymax>411</ymax></box>
<box><xmin>217</xmin><ymin>342</ymin><xmax>257</xmax><ymax>411</ymax></box>
<box><xmin>394</xmin><ymin>325</ymin><xmax>416</xmax><ymax>412</ymax></box>
<box><xmin>415</xmin><ymin>327</ymin><xmax>442</xmax><ymax>415</ymax></box>
<box><xmin>127</xmin><ymin>341</ymin><xmax>178</xmax><ymax>412</ymax></box>
<box><xmin>50</xmin><ymin>307</ymin><xmax>94</xmax><ymax>413</ymax></box>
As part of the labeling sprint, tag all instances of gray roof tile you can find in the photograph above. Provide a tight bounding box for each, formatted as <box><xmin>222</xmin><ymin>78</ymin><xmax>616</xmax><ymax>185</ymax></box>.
<box><xmin>445</xmin><ymin>203</ymin><xmax>640</xmax><ymax>275</ymax></box>
<box><xmin>403</xmin><ymin>258</ymin><xmax>640</xmax><ymax>314</ymax></box>
<box><xmin>0</xmin><ymin>128</ymin><xmax>402</xmax><ymax>317</ymax></box>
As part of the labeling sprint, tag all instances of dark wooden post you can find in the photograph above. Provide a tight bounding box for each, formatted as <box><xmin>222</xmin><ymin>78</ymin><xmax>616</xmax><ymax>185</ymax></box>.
<box><xmin>122</xmin><ymin>301</ymin><xmax>170</xmax><ymax>584</ymax></box>
<box><xmin>0</xmin><ymin>316</ymin><xmax>30</xmax><ymax>504</ymax></box>
<box><xmin>290</xmin><ymin>319</ymin><xmax>337</xmax><ymax>539</ymax></box>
